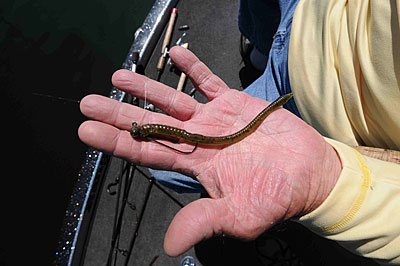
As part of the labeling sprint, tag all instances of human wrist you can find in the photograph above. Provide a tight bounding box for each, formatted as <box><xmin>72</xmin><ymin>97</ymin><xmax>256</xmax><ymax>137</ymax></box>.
<box><xmin>297</xmin><ymin>138</ymin><xmax>376</xmax><ymax>235</ymax></box>
<box><xmin>303</xmin><ymin>139</ymin><xmax>342</xmax><ymax>215</ymax></box>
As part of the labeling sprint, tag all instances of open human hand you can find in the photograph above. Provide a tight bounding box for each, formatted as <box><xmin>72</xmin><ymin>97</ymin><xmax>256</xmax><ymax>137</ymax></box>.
<box><xmin>78</xmin><ymin>46</ymin><xmax>342</xmax><ymax>256</ymax></box>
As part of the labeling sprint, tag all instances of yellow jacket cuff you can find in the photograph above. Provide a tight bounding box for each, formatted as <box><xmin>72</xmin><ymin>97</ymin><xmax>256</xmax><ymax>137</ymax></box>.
<box><xmin>297</xmin><ymin>138</ymin><xmax>400</xmax><ymax>264</ymax></box>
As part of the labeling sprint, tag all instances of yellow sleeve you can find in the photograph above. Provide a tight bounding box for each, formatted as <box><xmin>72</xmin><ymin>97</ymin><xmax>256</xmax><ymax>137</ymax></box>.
<box><xmin>289</xmin><ymin>0</ymin><xmax>400</xmax><ymax>149</ymax></box>
<box><xmin>297</xmin><ymin>138</ymin><xmax>400</xmax><ymax>265</ymax></box>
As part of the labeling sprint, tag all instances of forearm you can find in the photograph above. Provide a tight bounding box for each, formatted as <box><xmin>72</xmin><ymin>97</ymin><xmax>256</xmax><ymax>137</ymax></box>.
<box><xmin>353</xmin><ymin>146</ymin><xmax>400</xmax><ymax>164</ymax></box>
<box><xmin>297</xmin><ymin>138</ymin><xmax>400</xmax><ymax>265</ymax></box>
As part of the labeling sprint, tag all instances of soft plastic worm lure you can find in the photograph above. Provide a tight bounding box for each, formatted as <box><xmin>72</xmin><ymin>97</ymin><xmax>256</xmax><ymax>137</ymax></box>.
<box><xmin>131</xmin><ymin>93</ymin><xmax>293</xmax><ymax>153</ymax></box>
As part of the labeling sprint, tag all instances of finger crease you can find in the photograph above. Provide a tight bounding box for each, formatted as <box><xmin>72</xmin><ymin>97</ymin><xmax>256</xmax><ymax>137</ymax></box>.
<box><xmin>111</xmin><ymin>130</ymin><xmax>124</xmax><ymax>157</ymax></box>
<box><xmin>110</xmin><ymin>100</ymin><xmax>123</xmax><ymax>126</ymax></box>
<box><xmin>186</xmin><ymin>59</ymin><xmax>203</xmax><ymax>78</ymax></box>
<box><xmin>165</xmin><ymin>90</ymin><xmax>178</xmax><ymax>116</ymax></box>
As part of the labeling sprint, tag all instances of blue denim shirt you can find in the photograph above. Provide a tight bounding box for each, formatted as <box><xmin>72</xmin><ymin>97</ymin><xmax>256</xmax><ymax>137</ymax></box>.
<box><xmin>239</xmin><ymin>0</ymin><xmax>301</xmax><ymax>116</ymax></box>
<box><xmin>149</xmin><ymin>0</ymin><xmax>301</xmax><ymax>193</ymax></box>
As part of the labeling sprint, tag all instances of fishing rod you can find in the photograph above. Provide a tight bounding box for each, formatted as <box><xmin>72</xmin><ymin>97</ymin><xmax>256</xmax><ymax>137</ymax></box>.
<box><xmin>145</xmin><ymin>8</ymin><xmax>178</xmax><ymax>111</ymax></box>
<box><xmin>156</xmin><ymin>8</ymin><xmax>178</xmax><ymax>82</ymax></box>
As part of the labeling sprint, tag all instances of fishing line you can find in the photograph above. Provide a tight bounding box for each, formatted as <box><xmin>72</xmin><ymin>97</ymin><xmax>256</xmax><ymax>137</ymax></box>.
<box><xmin>32</xmin><ymin>92</ymin><xmax>81</xmax><ymax>105</ymax></box>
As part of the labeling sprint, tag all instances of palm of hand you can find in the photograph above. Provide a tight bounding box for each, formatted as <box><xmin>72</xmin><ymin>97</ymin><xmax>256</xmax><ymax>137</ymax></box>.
<box><xmin>78</xmin><ymin>46</ymin><xmax>341</xmax><ymax>256</ymax></box>
<box><xmin>170</xmin><ymin>88</ymin><xmax>331</xmax><ymax>239</ymax></box>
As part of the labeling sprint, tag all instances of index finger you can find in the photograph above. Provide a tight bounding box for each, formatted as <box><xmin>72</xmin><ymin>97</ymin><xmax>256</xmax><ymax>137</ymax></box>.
<box><xmin>78</xmin><ymin>95</ymin><xmax>196</xmax><ymax>171</ymax></box>
<box><xmin>78</xmin><ymin>120</ymin><xmax>185</xmax><ymax>171</ymax></box>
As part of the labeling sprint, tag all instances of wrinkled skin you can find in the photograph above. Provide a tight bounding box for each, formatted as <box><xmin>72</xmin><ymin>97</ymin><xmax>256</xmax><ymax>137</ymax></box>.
<box><xmin>78</xmin><ymin>46</ymin><xmax>341</xmax><ymax>256</ymax></box>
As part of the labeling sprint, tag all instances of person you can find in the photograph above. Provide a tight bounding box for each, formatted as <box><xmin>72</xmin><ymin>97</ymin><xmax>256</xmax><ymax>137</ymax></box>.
<box><xmin>78</xmin><ymin>0</ymin><xmax>400</xmax><ymax>264</ymax></box>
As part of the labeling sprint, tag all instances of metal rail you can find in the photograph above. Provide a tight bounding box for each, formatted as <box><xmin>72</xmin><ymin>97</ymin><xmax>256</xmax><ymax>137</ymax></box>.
<box><xmin>54</xmin><ymin>1</ymin><xmax>179</xmax><ymax>265</ymax></box>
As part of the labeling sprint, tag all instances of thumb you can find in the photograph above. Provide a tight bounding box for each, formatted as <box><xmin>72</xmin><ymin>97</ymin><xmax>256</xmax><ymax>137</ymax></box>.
<box><xmin>164</xmin><ymin>198</ymin><xmax>233</xmax><ymax>256</ymax></box>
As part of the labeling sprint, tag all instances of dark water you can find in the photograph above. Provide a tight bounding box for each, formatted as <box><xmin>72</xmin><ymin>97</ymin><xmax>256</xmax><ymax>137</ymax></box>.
<box><xmin>1</xmin><ymin>0</ymin><xmax>153</xmax><ymax>265</ymax></box>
